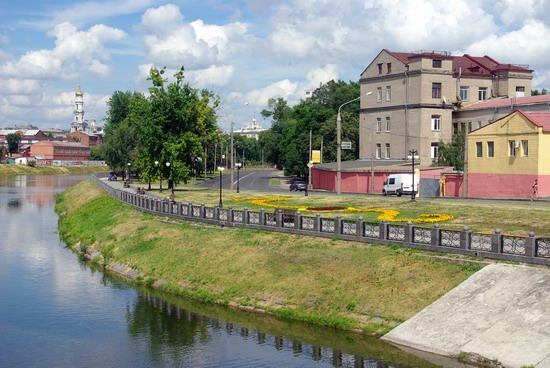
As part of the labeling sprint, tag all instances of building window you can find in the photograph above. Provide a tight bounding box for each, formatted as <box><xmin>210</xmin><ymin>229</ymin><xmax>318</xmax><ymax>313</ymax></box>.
<box><xmin>377</xmin><ymin>87</ymin><xmax>382</xmax><ymax>102</ymax></box>
<box><xmin>376</xmin><ymin>143</ymin><xmax>381</xmax><ymax>159</ymax></box>
<box><xmin>386</xmin><ymin>86</ymin><xmax>391</xmax><ymax>101</ymax></box>
<box><xmin>476</xmin><ymin>142</ymin><xmax>482</xmax><ymax>157</ymax></box>
<box><xmin>433</xmin><ymin>59</ymin><xmax>442</xmax><ymax>68</ymax></box>
<box><xmin>385</xmin><ymin>143</ymin><xmax>391</xmax><ymax>159</ymax></box>
<box><xmin>377</xmin><ymin>63</ymin><xmax>383</xmax><ymax>74</ymax></box>
<box><xmin>431</xmin><ymin>115</ymin><xmax>441</xmax><ymax>131</ymax></box>
<box><xmin>522</xmin><ymin>140</ymin><xmax>529</xmax><ymax>156</ymax></box>
<box><xmin>376</xmin><ymin>118</ymin><xmax>381</xmax><ymax>133</ymax></box>
<box><xmin>387</xmin><ymin>63</ymin><xmax>392</xmax><ymax>74</ymax></box>
<box><xmin>459</xmin><ymin>86</ymin><xmax>469</xmax><ymax>101</ymax></box>
<box><xmin>431</xmin><ymin>142</ymin><xmax>438</xmax><ymax>159</ymax></box>
<box><xmin>478</xmin><ymin>87</ymin><xmax>488</xmax><ymax>101</ymax></box>
<box><xmin>432</xmin><ymin>83</ymin><xmax>442</xmax><ymax>98</ymax></box>
<box><xmin>487</xmin><ymin>141</ymin><xmax>494</xmax><ymax>157</ymax></box>
<box><xmin>516</xmin><ymin>86</ymin><xmax>525</xmax><ymax>97</ymax></box>
<box><xmin>509</xmin><ymin>140</ymin><xmax>517</xmax><ymax>156</ymax></box>
<box><xmin>385</xmin><ymin>117</ymin><xmax>391</xmax><ymax>132</ymax></box>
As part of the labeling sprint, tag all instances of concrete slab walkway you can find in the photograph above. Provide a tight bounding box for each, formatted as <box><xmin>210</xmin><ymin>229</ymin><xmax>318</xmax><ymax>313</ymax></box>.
<box><xmin>382</xmin><ymin>263</ymin><xmax>550</xmax><ymax>367</ymax></box>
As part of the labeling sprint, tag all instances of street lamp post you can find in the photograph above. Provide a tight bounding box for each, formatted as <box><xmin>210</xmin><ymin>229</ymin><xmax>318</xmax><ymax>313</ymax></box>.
<box><xmin>155</xmin><ymin>160</ymin><xmax>162</xmax><ymax>193</ymax></box>
<box><xmin>126</xmin><ymin>162</ymin><xmax>131</xmax><ymax>182</ymax></box>
<box><xmin>235</xmin><ymin>162</ymin><xmax>242</xmax><ymax>193</ymax></box>
<box><xmin>218</xmin><ymin>166</ymin><xmax>225</xmax><ymax>207</ymax></box>
<box><xmin>336</xmin><ymin>92</ymin><xmax>372</xmax><ymax>195</ymax></box>
<box><xmin>166</xmin><ymin>162</ymin><xmax>173</xmax><ymax>199</ymax></box>
<box><xmin>408</xmin><ymin>149</ymin><xmax>419</xmax><ymax>202</ymax></box>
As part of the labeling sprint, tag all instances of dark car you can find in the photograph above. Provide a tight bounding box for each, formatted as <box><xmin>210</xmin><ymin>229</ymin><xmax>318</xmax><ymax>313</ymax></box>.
<box><xmin>289</xmin><ymin>180</ymin><xmax>307</xmax><ymax>191</ymax></box>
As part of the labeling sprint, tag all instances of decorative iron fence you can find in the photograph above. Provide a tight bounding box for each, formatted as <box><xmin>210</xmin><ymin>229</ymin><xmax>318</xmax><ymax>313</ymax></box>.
<box><xmin>92</xmin><ymin>174</ymin><xmax>550</xmax><ymax>266</ymax></box>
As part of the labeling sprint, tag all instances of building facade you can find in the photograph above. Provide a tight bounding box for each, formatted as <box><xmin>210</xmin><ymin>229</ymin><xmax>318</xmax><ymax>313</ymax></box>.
<box><xmin>359</xmin><ymin>50</ymin><xmax>533</xmax><ymax>166</ymax></box>
<box><xmin>31</xmin><ymin>141</ymin><xmax>90</xmax><ymax>161</ymax></box>
<box><xmin>235</xmin><ymin>117</ymin><xmax>266</xmax><ymax>140</ymax></box>
<box><xmin>467</xmin><ymin>110</ymin><xmax>550</xmax><ymax>198</ymax></box>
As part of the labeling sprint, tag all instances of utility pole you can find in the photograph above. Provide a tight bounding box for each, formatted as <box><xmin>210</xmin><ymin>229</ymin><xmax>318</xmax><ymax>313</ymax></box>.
<box><xmin>308</xmin><ymin>129</ymin><xmax>312</xmax><ymax>190</ymax></box>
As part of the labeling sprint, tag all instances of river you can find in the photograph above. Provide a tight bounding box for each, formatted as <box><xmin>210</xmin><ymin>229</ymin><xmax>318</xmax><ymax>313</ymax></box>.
<box><xmin>0</xmin><ymin>174</ymin><xmax>448</xmax><ymax>367</ymax></box>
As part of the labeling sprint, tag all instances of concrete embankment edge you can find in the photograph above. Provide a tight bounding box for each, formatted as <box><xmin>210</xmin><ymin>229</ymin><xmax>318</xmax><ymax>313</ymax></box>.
<box><xmin>382</xmin><ymin>263</ymin><xmax>550</xmax><ymax>367</ymax></box>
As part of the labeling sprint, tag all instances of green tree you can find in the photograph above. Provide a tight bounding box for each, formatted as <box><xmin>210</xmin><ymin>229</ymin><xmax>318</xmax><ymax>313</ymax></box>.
<box><xmin>6</xmin><ymin>133</ymin><xmax>21</xmax><ymax>154</ymax></box>
<box><xmin>437</xmin><ymin>129</ymin><xmax>466</xmax><ymax>171</ymax></box>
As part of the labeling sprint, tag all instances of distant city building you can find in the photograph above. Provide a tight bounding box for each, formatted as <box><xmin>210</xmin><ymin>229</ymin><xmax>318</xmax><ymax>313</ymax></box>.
<box><xmin>235</xmin><ymin>117</ymin><xmax>266</xmax><ymax>140</ymax></box>
<box><xmin>69</xmin><ymin>85</ymin><xmax>102</xmax><ymax>135</ymax></box>
<box><xmin>31</xmin><ymin>141</ymin><xmax>90</xmax><ymax>161</ymax></box>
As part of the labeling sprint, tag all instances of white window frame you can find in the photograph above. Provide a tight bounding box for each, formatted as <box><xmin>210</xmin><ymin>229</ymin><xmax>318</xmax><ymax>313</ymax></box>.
<box><xmin>459</xmin><ymin>86</ymin><xmax>469</xmax><ymax>101</ymax></box>
<box><xmin>376</xmin><ymin>118</ymin><xmax>381</xmax><ymax>133</ymax></box>
<box><xmin>385</xmin><ymin>143</ymin><xmax>391</xmax><ymax>159</ymax></box>
<box><xmin>432</xmin><ymin>83</ymin><xmax>442</xmax><ymax>98</ymax></box>
<box><xmin>522</xmin><ymin>140</ymin><xmax>528</xmax><ymax>156</ymax></box>
<box><xmin>509</xmin><ymin>140</ymin><xmax>517</xmax><ymax>157</ymax></box>
<box><xmin>476</xmin><ymin>142</ymin><xmax>482</xmax><ymax>157</ymax></box>
<box><xmin>487</xmin><ymin>141</ymin><xmax>494</xmax><ymax>157</ymax></box>
<box><xmin>385</xmin><ymin>117</ymin><xmax>390</xmax><ymax>132</ymax></box>
<box><xmin>431</xmin><ymin>115</ymin><xmax>441</xmax><ymax>131</ymax></box>
<box><xmin>478</xmin><ymin>87</ymin><xmax>488</xmax><ymax>101</ymax></box>
<box><xmin>377</xmin><ymin>87</ymin><xmax>382</xmax><ymax>102</ymax></box>
<box><xmin>376</xmin><ymin>143</ymin><xmax>381</xmax><ymax>159</ymax></box>
<box><xmin>431</xmin><ymin>142</ymin><xmax>438</xmax><ymax>159</ymax></box>
<box><xmin>386</xmin><ymin>86</ymin><xmax>391</xmax><ymax>101</ymax></box>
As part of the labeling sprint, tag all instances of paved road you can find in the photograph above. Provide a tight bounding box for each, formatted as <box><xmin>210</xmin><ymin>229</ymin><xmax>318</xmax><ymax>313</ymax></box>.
<box><xmin>199</xmin><ymin>169</ymin><xmax>290</xmax><ymax>193</ymax></box>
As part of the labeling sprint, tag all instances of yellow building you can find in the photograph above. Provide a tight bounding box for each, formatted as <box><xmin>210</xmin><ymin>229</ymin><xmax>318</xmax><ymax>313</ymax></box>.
<box><xmin>467</xmin><ymin>110</ymin><xmax>550</xmax><ymax>198</ymax></box>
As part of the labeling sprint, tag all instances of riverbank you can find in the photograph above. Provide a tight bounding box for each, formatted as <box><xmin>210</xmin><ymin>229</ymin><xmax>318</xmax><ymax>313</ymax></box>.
<box><xmin>0</xmin><ymin>163</ymin><xmax>108</xmax><ymax>176</ymax></box>
<box><xmin>56</xmin><ymin>179</ymin><xmax>481</xmax><ymax>335</ymax></box>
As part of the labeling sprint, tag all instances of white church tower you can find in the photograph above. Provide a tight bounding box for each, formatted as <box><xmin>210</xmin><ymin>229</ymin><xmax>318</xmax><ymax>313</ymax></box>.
<box><xmin>70</xmin><ymin>84</ymin><xmax>88</xmax><ymax>133</ymax></box>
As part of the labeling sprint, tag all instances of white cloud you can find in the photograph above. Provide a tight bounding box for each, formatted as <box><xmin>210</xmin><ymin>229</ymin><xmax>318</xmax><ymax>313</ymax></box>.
<box><xmin>0</xmin><ymin>35</ymin><xmax>9</xmax><ymax>44</ymax></box>
<box><xmin>139</xmin><ymin>4</ymin><xmax>250</xmax><ymax>71</ymax></box>
<box><xmin>0</xmin><ymin>22</ymin><xmax>126</xmax><ymax>80</ymax></box>
<box><xmin>245</xmin><ymin>79</ymin><xmax>299</xmax><ymax>106</ymax></box>
<box><xmin>186</xmin><ymin>65</ymin><xmax>235</xmax><ymax>87</ymax></box>
<box><xmin>466</xmin><ymin>20</ymin><xmax>550</xmax><ymax>67</ymax></box>
<box><xmin>0</xmin><ymin>78</ymin><xmax>42</xmax><ymax>94</ymax></box>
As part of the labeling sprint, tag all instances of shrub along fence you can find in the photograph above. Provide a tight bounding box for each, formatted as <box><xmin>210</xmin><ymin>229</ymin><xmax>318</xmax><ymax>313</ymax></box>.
<box><xmin>92</xmin><ymin>174</ymin><xmax>550</xmax><ymax>266</ymax></box>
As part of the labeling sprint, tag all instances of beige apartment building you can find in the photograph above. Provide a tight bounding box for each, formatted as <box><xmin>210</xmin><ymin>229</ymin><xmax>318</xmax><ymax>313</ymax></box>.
<box><xmin>359</xmin><ymin>50</ymin><xmax>533</xmax><ymax>166</ymax></box>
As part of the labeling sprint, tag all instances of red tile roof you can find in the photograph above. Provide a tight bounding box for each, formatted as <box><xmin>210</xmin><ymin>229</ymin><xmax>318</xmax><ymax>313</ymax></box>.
<box><xmin>519</xmin><ymin>110</ymin><xmax>550</xmax><ymax>132</ymax></box>
<box><xmin>462</xmin><ymin>95</ymin><xmax>550</xmax><ymax>110</ymax></box>
<box><xmin>384</xmin><ymin>49</ymin><xmax>531</xmax><ymax>77</ymax></box>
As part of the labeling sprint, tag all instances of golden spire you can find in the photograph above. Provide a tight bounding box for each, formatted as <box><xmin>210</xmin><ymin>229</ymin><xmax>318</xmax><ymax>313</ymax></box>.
<box><xmin>76</xmin><ymin>83</ymin><xmax>83</xmax><ymax>96</ymax></box>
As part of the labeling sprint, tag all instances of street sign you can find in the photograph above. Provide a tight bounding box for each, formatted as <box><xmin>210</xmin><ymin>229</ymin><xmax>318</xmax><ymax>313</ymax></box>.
<box><xmin>307</xmin><ymin>162</ymin><xmax>313</xmax><ymax>168</ymax></box>
<box><xmin>341</xmin><ymin>141</ymin><xmax>352</xmax><ymax>150</ymax></box>
<box><xmin>311</xmin><ymin>150</ymin><xmax>321</xmax><ymax>163</ymax></box>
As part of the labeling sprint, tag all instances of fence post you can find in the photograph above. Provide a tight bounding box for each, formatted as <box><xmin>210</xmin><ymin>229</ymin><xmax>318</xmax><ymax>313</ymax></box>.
<box><xmin>315</xmin><ymin>213</ymin><xmax>321</xmax><ymax>232</ymax></box>
<box><xmin>525</xmin><ymin>231</ymin><xmax>536</xmax><ymax>257</ymax></box>
<box><xmin>404</xmin><ymin>221</ymin><xmax>413</xmax><ymax>244</ymax></box>
<box><xmin>460</xmin><ymin>226</ymin><xmax>471</xmax><ymax>250</ymax></box>
<box><xmin>295</xmin><ymin>211</ymin><xmax>301</xmax><ymax>229</ymax></box>
<box><xmin>379</xmin><ymin>219</ymin><xmax>388</xmax><ymax>240</ymax></box>
<box><xmin>276</xmin><ymin>209</ymin><xmax>283</xmax><ymax>227</ymax></box>
<box><xmin>431</xmin><ymin>224</ymin><xmax>441</xmax><ymax>246</ymax></box>
<box><xmin>243</xmin><ymin>207</ymin><xmax>249</xmax><ymax>224</ymax></box>
<box><xmin>356</xmin><ymin>217</ymin><xmax>364</xmax><ymax>240</ymax></box>
<box><xmin>213</xmin><ymin>207</ymin><xmax>219</xmax><ymax>222</ymax></box>
<box><xmin>228</xmin><ymin>207</ymin><xmax>234</xmax><ymax>224</ymax></box>
<box><xmin>491</xmin><ymin>228</ymin><xmax>502</xmax><ymax>253</ymax></box>
<box><xmin>259</xmin><ymin>208</ymin><xmax>265</xmax><ymax>226</ymax></box>
<box><xmin>187</xmin><ymin>202</ymin><xmax>193</xmax><ymax>217</ymax></box>
<box><xmin>200</xmin><ymin>204</ymin><xmax>205</xmax><ymax>218</ymax></box>
<box><xmin>334</xmin><ymin>216</ymin><xmax>342</xmax><ymax>235</ymax></box>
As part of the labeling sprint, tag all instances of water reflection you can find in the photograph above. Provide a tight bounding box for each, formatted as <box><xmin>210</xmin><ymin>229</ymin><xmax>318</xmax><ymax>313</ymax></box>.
<box><xmin>127</xmin><ymin>291</ymin><xmax>442</xmax><ymax>368</ymax></box>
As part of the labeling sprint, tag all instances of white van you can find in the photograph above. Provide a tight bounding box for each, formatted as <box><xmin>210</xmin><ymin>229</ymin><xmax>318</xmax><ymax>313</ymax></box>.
<box><xmin>382</xmin><ymin>173</ymin><xmax>417</xmax><ymax>196</ymax></box>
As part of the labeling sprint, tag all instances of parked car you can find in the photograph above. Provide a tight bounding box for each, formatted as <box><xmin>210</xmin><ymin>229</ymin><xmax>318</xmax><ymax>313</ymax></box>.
<box><xmin>289</xmin><ymin>180</ymin><xmax>307</xmax><ymax>191</ymax></box>
<box><xmin>382</xmin><ymin>173</ymin><xmax>417</xmax><ymax>196</ymax></box>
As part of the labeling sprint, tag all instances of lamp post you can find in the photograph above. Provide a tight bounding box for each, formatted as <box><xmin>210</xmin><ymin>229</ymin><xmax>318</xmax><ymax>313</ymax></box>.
<box><xmin>235</xmin><ymin>162</ymin><xmax>242</xmax><ymax>193</ymax></box>
<box><xmin>218</xmin><ymin>166</ymin><xmax>225</xmax><ymax>207</ymax></box>
<box><xmin>166</xmin><ymin>161</ymin><xmax>173</xmax><ymax>196</ymax></box>
<box><xmin>126</xmin><ymin>162</ymin><xmax>131</xmax><ymax>182</ymax></box>
<box><xmin>408</xmin><ymin>149</ymin><xmax>419</xmax><ymax>202</ymax></box>
<box><xmin>336</xmin><ymin>91</ymin><xmax>372</xmax><ymax>195</ymax></box>
<box><xmin>155</xmin><ymin>160</ymin><xmax>162</xmax><ymax>193</ymax></box>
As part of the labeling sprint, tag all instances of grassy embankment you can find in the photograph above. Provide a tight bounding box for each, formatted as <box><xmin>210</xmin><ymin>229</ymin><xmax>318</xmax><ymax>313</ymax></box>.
<box><xmin>0</xmin><ymin>163</ymin><xmax>107</xmax><ymax>176</ymax></box>
<box><xmin>57</xmin><ymin>180</ymin><xmax>481</xmax><ymax>335</ymax></box>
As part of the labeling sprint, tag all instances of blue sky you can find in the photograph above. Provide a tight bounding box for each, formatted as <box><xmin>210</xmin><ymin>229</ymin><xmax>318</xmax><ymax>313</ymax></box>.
<box><xmin>1</xmin><ymin>0</ymin><xmax>550</xmax><ymax>132</ymax></box>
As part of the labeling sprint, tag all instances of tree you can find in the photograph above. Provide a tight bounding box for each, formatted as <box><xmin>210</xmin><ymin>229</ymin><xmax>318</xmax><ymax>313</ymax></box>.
<box><xmin>437</xmin><ymin>129</ymin><xmax>466</xmax><ymax>171</ymax></box>
<box><xmin>6</xmin><ymin>133</ymin><xmax>21</xmax><ymax>154</ymax></box>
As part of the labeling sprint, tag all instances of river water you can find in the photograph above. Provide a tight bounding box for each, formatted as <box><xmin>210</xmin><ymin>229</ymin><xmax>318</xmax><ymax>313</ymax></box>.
<box><xmin>0</xmin><ymin>175</ymin><xmax>445</xmax><ymax>367</ymax></box>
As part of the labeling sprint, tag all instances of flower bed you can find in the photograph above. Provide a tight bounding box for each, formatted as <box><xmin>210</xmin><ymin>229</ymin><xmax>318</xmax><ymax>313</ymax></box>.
<box><xmin>231</xmin><ymin>197</ymin><xmax>454</xmax><ymax>223</ymax></box>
